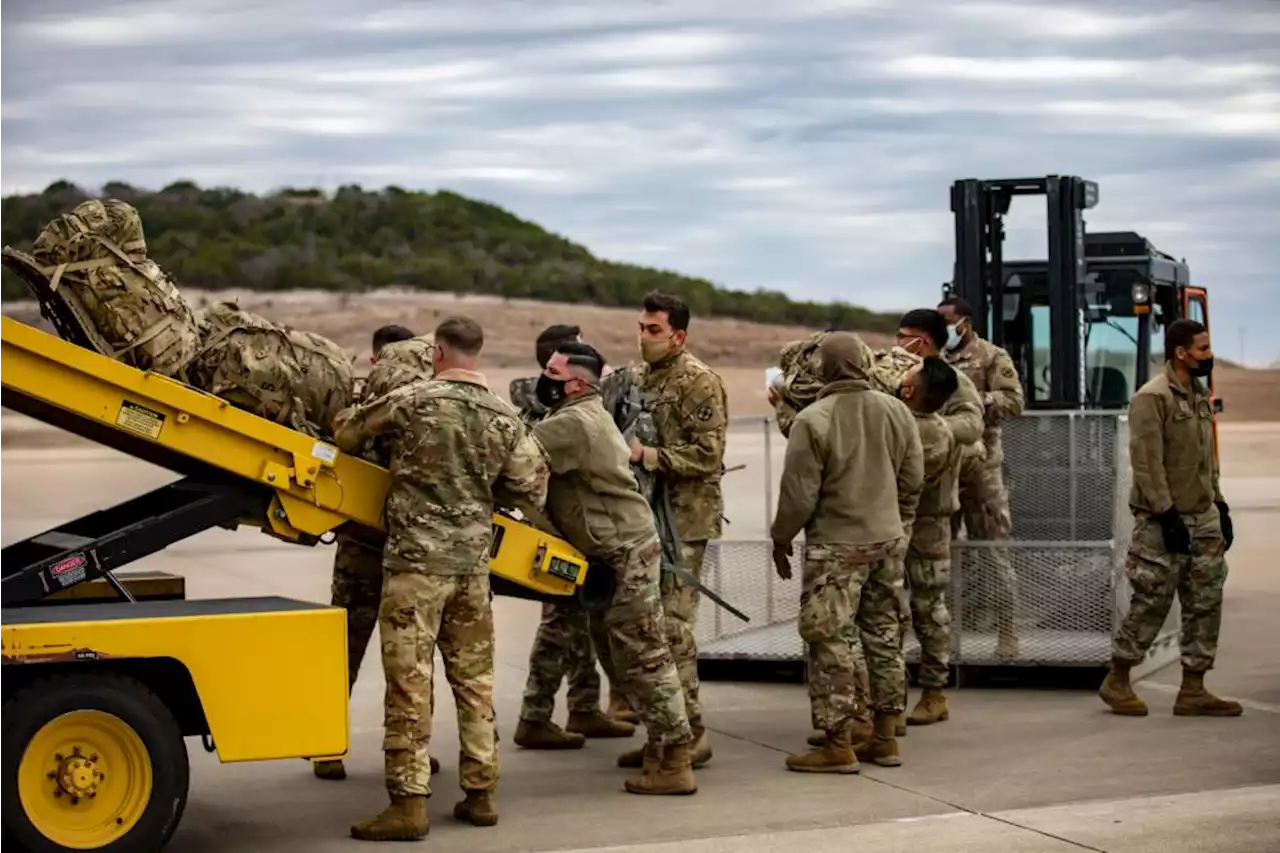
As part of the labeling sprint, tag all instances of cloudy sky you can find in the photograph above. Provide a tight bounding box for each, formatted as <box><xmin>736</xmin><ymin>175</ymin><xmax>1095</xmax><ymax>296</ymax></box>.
<box><xmin>3</xmin><ymin>0</ymin><xmax>1278</xmax><ymax>364</ymax></box>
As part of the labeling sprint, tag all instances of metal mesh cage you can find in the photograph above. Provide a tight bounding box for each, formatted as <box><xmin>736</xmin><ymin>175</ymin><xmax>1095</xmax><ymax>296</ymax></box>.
<box><xmin>693</xmin><ymin>411</ymin><xmax>1181</xmax><ymax>674</ymax></box>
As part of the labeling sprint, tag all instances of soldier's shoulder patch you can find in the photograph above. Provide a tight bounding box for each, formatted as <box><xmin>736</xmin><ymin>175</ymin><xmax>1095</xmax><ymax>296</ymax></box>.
<box><xmin>697</xmin><ymin>405</ymin><xmax>714</xmax><ymax>421</ymax></box>
<box><xmin>1001</xmin><ymin>364</ymin><xmax>1016</xmax><ymax>378</ymax></box>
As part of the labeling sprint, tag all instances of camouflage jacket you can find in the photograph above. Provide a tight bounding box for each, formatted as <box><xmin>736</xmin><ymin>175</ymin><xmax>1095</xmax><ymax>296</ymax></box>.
<box><xmin>944</xmin><ymin>335</ymin><xmax>1025</xmax><ymax>465</ymax></box>
<box><xmin>509</xmin><ymin>375</ymin><xmax>548</xmax><ymax>425</ymax></box>
<box><xmin>870</xmin><ymin>346</ymin><xmax>984</xmax><ymax>454</ymax></box>
<box><xmin>633</xmin><ymin>350</ymin><xmax>728</xmax><ymax>542</ymax></box>
<box><xmin>913</xmin><ymin>409</ymin><xmax>961</xmax><ymax>518</ymax></box>
<box><xmin>350</xmin><ymin>334</ymin><xmax>436</xmax><ymax>466</ymax></box>
<box><xmin>332</xmin><ymin>369</ymin><xmax>549</xmax><ymax>575</ymax></box>
<box><xmin>1127</xmin><ymin>362</ymin><xmax>1222</xmax><ymax>516</ymax></box>
<box><xmin>528</xmin><ymin>391</ymin><xmax>658</xmax><ymax>557</ymax></box>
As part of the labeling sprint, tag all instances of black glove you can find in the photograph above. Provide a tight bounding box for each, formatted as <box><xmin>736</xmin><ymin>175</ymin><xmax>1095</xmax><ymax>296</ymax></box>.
<box><xmin>772</xmin><ymin>541</ymin><xmax>793</xmax><ymax>580</ymax></box>
<box><xmin>1156</xmin><ymin>507</ymin><xmax>1193</xmax><ymax>555</ymax></box>
<box><xmin>1216</xmin><ymin>500</ymin><xmax>1234</xmax><ymax>552</ymax></box>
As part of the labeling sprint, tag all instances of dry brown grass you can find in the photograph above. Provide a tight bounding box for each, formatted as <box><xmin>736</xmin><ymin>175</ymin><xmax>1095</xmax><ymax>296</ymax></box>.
<box><xmin>2</xmin><ymin>288</ymin><xmax>1274</xmax><ymax>421</ymax></box>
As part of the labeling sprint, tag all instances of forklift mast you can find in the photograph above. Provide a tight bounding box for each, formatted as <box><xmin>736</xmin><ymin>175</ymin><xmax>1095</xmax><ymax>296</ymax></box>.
<box><xmin>949</xmin><ymin>175</ymin><xmax>1097</xmax><ymax>408</ymax></box>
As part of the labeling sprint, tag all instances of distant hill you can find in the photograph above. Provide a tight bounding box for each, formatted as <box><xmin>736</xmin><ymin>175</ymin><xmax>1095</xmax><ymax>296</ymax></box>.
<box><xmin>0</xmin><ymin>180</ymin><xmax>899</xmax><ymax>334</ymax></box>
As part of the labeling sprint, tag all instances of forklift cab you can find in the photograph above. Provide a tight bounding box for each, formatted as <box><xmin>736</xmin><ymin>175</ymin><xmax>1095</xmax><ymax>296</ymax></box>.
<box><xmin>945</xmin><ymin>176</ymin><xmax>1217</xmax><ymax>413</ymax></box>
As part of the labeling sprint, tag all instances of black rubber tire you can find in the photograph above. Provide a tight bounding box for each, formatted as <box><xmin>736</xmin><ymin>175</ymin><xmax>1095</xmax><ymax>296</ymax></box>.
<box><xmin>2</xmin><ymin>672</ymin><xmax>190</xmax><ymax>853</ymax></box>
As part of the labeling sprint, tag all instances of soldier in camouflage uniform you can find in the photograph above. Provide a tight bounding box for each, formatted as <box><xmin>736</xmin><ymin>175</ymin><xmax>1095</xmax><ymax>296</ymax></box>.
<box><xmin>509</xmin><ymin>324</ymin><xmax>637</xmax><ymax>748</ymax></box>
<box><xmin>615</xmin><ymin>291</ymin><xmax>728</xmax><ymax>772</ymax></box>
<box><xmin>1099</xmin><ymin>319</ymin><xmax>1241</xmax><ymax>719</ymax></box>
<box><xmin>938</xmin><ymin>297</ymin><xmax>1026</xmax><ymax>659</ymax></box>
<box><xmin>894</xmin><ymin>359</ymin><xmax>962</xmax><ymax>726</ymax></box>
<box><xmin>334</xmin><ymin>316</ymin><xmax>550</xmax><ymax>842</ymax></box>
<box><xmin>313</xmin><ymin>326</ymin><xmax>442</xmax><ymax>782</ymax></box>
<box><xmin>522</xmin><ymin>341</ymin><xmax>698</xmax><ymax>794</ymax></box>
<box><xmin>772</xmin><ymin>332</ymin><xmax>923</xmax><ymax>773</ymax></box>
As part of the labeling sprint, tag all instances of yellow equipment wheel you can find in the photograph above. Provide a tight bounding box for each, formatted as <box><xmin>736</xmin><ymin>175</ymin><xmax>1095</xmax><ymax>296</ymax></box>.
<box><xmin>3</xmin><ymin>673</ymin><xmax>188</xmax><ymax>853</ymax></box>
<box><xmin>18</xmin><ymin>710</ymin><xmax>154</xmax><ymax>849</ymax></box>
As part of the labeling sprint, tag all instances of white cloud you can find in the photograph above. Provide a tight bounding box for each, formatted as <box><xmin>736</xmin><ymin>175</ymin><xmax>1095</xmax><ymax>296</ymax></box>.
<box><xmin>3</xmin><ymin>0</ymin><xmax>1279</xmax><ymax>364</ymax></box>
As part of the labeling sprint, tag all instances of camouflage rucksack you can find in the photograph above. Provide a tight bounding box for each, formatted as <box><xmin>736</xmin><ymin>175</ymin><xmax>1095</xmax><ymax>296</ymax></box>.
<box><xmin>186</xmin><ymin>301</ymin><xmax>354</xmax><ymax>439</ymax></box>
<box><xmin>20</xmin><ymin>198</ymin><xmax>201</xmax><ymax>376</ymax></box>
<box><xmin>774</xmin><ymin>331</ymin><xmax>905</xmax><ymax>435</ymax></box>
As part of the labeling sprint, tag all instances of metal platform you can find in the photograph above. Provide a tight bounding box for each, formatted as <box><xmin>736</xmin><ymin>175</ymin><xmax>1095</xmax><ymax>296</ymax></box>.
<box><xmin>694</xmin><ymin>410</ymin><xmax>1182</xmax><ymax>681</ymax></box>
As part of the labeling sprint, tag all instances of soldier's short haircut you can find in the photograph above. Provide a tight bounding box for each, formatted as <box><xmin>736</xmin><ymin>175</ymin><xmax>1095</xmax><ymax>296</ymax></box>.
<box><xmin>434</xmin><ymin>315</ymin><xmax>484</xmax><ymax>355</ymax></box>
<box><xmin>917</xmin><ymin>356</ymin><xmax>959</xmax><ymax>414</ymax></box>
<box><xmin>898</xmin><ymin>308</ymin><xmax>949</xmax><ymax>350</ymax></box>
<box><xmin>372</xmin><ymin>324</ymin><xmax>414</xmax><ymax>354</ymax></box>
<box><xmin>642</xmin><ymin>290</ymin><xmax>691</xmax><ymax>332</ymax></box>
<box><xmin>553</xmin><ymin>341</ymin><xmax>606</xmax><ymax>379</ymax></box>
<box><xmin>938</xmin><ymin>295</ymin><xmax>974</xmax><ymax>318</ymax></box>
<box><xmin>535</xmin><ymin>323</ymin><xmax>582</xmax><ymax>368</ymax></box>
<box><xmin>1165</xmin><ymin>319</ymin><xmax>1207</xmax><ymax>361</ymax></box>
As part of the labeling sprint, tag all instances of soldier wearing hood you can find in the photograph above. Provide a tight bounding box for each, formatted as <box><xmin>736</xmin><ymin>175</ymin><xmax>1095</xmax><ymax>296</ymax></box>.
<box><xmin>771</xmin><ymin>332</ymin><xmax>923</xmax><ymax>774</ymax></box>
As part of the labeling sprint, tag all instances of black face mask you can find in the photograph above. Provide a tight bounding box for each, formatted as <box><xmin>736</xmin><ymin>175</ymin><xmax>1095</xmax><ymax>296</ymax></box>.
<box><xmin>1188</xmin><ymin>356</ymin><xmax>1214</xmax><ymax>378</ymax></box>
<box><xmin>535</xmin><ymin>375</ymin><xmax>567</xmax><ymax>408</ymax></box>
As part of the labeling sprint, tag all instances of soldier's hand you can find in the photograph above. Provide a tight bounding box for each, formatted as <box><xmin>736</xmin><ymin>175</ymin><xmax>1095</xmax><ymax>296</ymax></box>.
<box><xmin>767</xmin><ymin>386</ymin><xmax>781</xmax><ymax>408</ymax></box>
<box><xmin>1216</xmin><ymin>500</ymin><xmax>1234</xmax><ymax>551</ymax></box>
<box><xmin>772</xmin><ymin>541</ymin><xmax>793</xmax><ymax>580</ymax></box>
<box><xmin>1156</xmin><ymin>508</ymin><xmax>1193</xmax><ymax>555</ymax></box>
<box><xmin>628</xmin><ymin>437</ymin><xmax>645</xmax><ymax>463</ymax></box>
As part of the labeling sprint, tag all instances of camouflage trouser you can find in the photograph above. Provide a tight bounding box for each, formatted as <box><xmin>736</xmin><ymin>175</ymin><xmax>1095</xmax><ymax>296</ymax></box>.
<box><xmin>600</xmin><ymin>536</ymin><xmax>693</xmax><ymax>746</ymax></box>
<box><xmin>953</xmin><ymin>453</ymin><xmax>1018</xmax><ymax>632</ymax></box>
<box><xmin>1112</xmin><ymin>507</ymin><xmax>1228</xmax><ymax>671</ymax></box>
<box><xmin>659</xmin><ymin>540</ymin><xmax>707</xmax><ymax>729</ymax></box>
<box><xmin>801</xmin><ymin>543</ymin><xmax>906</xmax><ymax>731</ymax></box>
<box><xmin>518</xmin><ymin>600</ymin><xmax>606</xmax><ymax>724</ymax></box>
<box><xmin>902</xmin><ymin>515</ymin><xmax>953</xmax><ymax>688</ymax></box>
<box><xmin>330</xmin><ymin>533</ymin><xmax>384</xmax><ymax>692</ymax></box>
<box><xmin>380</xmin><ymin>571</ymin><xmax>496</xmax><ymax>798</ymax></box>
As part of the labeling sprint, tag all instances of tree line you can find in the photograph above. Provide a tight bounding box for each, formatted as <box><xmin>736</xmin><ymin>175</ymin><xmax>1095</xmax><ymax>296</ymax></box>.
<box><xmin>1</xmin><ymin>180</ymin><xmax>900</xmax><ymax>334</ymax></box>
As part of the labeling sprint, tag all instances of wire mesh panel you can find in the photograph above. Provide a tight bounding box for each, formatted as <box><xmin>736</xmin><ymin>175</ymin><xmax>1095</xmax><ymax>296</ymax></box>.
<box><xmin>694</xmin><ymin>410</ymin><xmax>1182</xmax><ymax>675</ymax></box>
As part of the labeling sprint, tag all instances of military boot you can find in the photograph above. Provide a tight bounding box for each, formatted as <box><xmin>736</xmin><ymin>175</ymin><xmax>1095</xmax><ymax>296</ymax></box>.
<box><xmin>854</xmin><ymin>712</ymin><xmax>902</xmax><ymax>768</ymax></box>
<box><xmin>997</xmin><ymin>628</ymin><xmax>1020</xmax><ymax>661</ymax></box>
<box><xmin>624</xmin><ymin>742</ymin><xmax>698</xmax><ymax>795</ymax></box>
<box><xmin>907</xmin><ymin>688</ymin><xmax>949</xmax><ymax>726</ymax></box>
<box><xmin>786</xmin><ymin>724</ymin><xmax>860</xmax><ymax>774</ymax></box>
<box><xmin>567</xmin><ymin>709</ymin><xmax>636</xmax><ymax>739</ymax></box>
<box><xmin>514</xmin><ymin>719</ymin><xmax>586</xmax><ymax>750</ymax></box>
<box><xmin>690</xmin><ymin>724</ymin><xmax>713</xmax><ymax>769</ymax></box>
<box><xmin>608</xmin><ymin>690</ymin><xmax>641</xmax><ymax>725</ymax></box>
<box><xmin>895</xmin><ymin>714</ymin><xmax>907</xmax><ymax>738</ymax></box>
<box><xmin>313</xmin><ymin>759</ymin><xmax>346</xmax><ymax>781</ymax></box>
<box><xmin>1173</xmin><ymin>669</ymin><xmax>1243</xmax><ymax>717</ymax></box>
<box><xmin>809</xmin><ymin>714</ymin><xmax>872</xmax><ymax>747</ymax></box>
<box><xmin>350</xmin><ymin>795</ymin><xmax>429</xmax><ymax>841</ymax></box>
<box><xmin>453</xmin><ymin>790</ymin><xmax>499</xmax><ymax>826</ymax></box>
<box><xmin>1098</xmin><ymin>658</ymin><xmax>1149</xmax><ymax>716</ymax></box>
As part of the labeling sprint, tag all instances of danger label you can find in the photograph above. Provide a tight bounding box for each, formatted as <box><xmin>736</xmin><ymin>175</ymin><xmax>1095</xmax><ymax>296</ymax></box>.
<box><xmin>116</xmin><ymin>401</ymin><xmax>165</xmax><ymax>440</ymax></box>
<box><xmin>51</xmin><ymin>554</ymin><xmax>88</xmax><ymax>588</ymax></box>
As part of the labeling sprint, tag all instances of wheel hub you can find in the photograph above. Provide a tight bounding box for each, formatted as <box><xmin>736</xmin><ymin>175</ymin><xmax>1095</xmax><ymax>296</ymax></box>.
<box><xmin>54</xmin><ymin>748</ymin><xmax>102</xmax><ymax>800</ymax></box>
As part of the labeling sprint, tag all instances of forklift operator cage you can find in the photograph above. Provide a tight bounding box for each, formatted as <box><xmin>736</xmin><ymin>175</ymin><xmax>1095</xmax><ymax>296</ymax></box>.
<box><xmin>693</xmin><ymin>409</ymin><xmax>1180</xmax><ymax>677</ymax></box>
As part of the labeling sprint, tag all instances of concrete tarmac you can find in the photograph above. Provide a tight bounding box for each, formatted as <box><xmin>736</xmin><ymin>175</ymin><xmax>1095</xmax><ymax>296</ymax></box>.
<box><xmin>2</xmin><ymin>421</ymin><xmax>1279</xmax><ymax>852</ymax></box>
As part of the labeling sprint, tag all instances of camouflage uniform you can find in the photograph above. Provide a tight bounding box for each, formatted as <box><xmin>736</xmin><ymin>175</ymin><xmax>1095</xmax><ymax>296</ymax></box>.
<box><xmin>1112</xmin><ymin>363</ymin><xmax>1229</xmax><ymax>671</ymax></box>
<box><xmin>333</xmin><ymin>369</ymin><xmax>548</xmax><ymax>806</ymax></box>
<box><xmin>508</xmin><ymin>375</ymin><xmax>615</xmax><ymax>730</ymax></box>
<box><xmin>330</xmin><ymin>336</ymin><xmax>437</xmax><ymax>693</ymax></box>
<box><xmin>943</xmin><ymin>335</ymin><xmax>1024</xmax><ymax>647</ymax></box>
<box><xmin>634</xmin><ymin>350</ymin><xmax>728</xmax><ymax>735</ymax></box>
<box><xmin>772</xmin><ymin>333</ymin><xmax>923</xmax><ymax>770</ymax></box>
<box><xmin>900</xmin><ymin>410</ymin><xmax>962</xmax><ymax>694</ymax></box>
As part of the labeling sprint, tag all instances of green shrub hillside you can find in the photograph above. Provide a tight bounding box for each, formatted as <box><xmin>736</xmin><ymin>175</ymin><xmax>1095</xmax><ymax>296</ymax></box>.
<box><xmin>1</xmin><ymin>180</ymin><xmax>899</xmax><ymax>334</ymax></box>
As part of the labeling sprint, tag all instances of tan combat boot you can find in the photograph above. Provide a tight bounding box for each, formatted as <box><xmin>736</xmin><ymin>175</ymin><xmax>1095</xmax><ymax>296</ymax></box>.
<box><xmin>514</xmin><ymin>719</ymin><xmax>586</xmax><ymax>750</ymax></box>
<box><xmin>350</xmin><ymin>795</ymin><xmax>429</xmax><ymax>841</ymax></box>
<box><xmin>997</xmin><ymin>628</ymin><xmax>1020</xmax><ymax>661</ymax></box>
<box><xmin>808</xmin><ymin>714</ymin><xmax>873</xmax><ymax>747</ymax></box>
<box><xmin>895</xmin><ymin>714</ymin><xmax>907</xmax><ymax>738</ymax></box>
<box><xmin>690</xmin><ymin>724</ymin><xmax>713</xmax><ymax>769</ymax></box>
<box><xmin>1098</xmin><ymin>659</ymin><xmax>1149</xmax><ymax>716</ymax></box>
<box><xmin>1173</xmin><ymin>669</ymin><xmax>1243</xmax><ymax>717</ymax></box>
<box><xmin>624</xmin><ymin>742</ymin><xmax>698</xmax><ymax>795</ymax></box>
<box><xmin>786</xmin><ymin>724</ymin><xmax>860</xmax><ymax>774</ymax></box>
<box><xmin>854</xmin><ymin>712</ymin><xmax>903</xmax><ymax>768</ymax></box>
<box><xmin>567</xmin><ymin>709</ymin><xmax>636</xmax><ymax>739</ymax></box>
<box><xmin>453</xmin><ymin>790</ymin><xmax>499</xmax><ymax>826</ymax></box>
<box><xmin>907</xmin><ymin>688</ymin><xmax>950</xmax><ymax>726</ymax></box>
<box><xmin>608</xmin><ymin>690</ymin><xmax>641</xmax><ymax>725</ymax></box>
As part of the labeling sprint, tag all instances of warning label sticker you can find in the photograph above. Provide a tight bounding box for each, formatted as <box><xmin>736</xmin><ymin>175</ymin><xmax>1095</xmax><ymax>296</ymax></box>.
<box><xmin>116</xmin><ymin>401</ymin><xmax>165</xmax><ymax>440</ymax></box>
<box><xmin>51</xmin><ymin>554</ymin><xmax>88</xmax><ymax>588</ymax></box>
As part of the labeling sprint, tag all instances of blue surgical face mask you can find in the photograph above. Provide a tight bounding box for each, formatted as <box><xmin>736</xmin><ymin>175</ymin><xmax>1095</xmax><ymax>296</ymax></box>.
<box><xmin>944</xmin><ymin>324</ymin><xmax>962</xmax><ymax>352</ymax></box>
